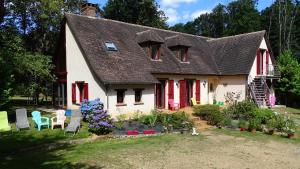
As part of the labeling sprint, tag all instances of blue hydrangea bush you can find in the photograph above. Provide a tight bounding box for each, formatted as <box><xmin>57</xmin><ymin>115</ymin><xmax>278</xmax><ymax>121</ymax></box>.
<box><xmin>80</xmin><ymin>98</ymin><xmax>113</xmax><ymax>135</ymax></box>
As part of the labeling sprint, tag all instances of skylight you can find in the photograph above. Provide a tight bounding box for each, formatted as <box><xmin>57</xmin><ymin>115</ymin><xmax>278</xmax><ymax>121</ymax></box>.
<box><xmin>105</xmin><ymin>42</ymin><xmax>118</xmax><ymax>51</ymax></box>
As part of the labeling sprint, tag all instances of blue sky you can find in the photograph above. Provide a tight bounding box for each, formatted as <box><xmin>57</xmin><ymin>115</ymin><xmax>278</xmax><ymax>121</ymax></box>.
<box><xmin>90</xmin><ymin>0</ymin><xmax>273</xmax><ymax>25</ymax></box>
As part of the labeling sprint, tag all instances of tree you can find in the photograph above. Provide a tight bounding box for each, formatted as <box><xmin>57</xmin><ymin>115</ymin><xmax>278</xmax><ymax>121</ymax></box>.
<box><xmin>276</xmin><ymin>50</ymin><xmax>300</xmax><ymax>106</ymax></box>
<box><xmin>0</xmin><ymin>27</ymin><xmax>24</xmax><ymax>107</ymax></box>
<box><xmin>169</xmin><ymin>22</ymin><xmax>196</xmax><ymax>34</ymax></box>
<box><xmin>225</xmin><ymin>0</ymin><xmax>261</xmax><ymax>35</ymax></box>
<box><xmin>103</xmin><ymin>0</ymin><xmax>168</xmax><ymax>29</ymax></box>
<box><xmin>261</xmin><ymin>0</ymin><xmax>300</xmax><ymax>60</ymax></box>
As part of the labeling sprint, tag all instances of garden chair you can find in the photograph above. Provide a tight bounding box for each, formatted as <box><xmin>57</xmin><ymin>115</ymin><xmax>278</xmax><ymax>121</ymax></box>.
<box><xmin>0</xmin><ymin>111</ymin><xmax>12</xmax><ymax>134</ymax></box>
<box><xmin>72</xmin><ymin>109</ymin><xmax>82</xmax><ymax>117</ymax></box>
<box><xmin>64</xmin><ymin>116</ymin><xmax>81</xmax><ymax>136</ymax></box>
<box><xmin>51</xmin><ymin>110</ymin><xmax>66</xmax><ymax>130</ymax></box>
<box><xmin>31</xmin><ymin>111</ymin><xmax>50</xmax><ymax>131</ymax></box>
<box><xmin>168</xmin><ymin>99</ymin><xmax>179</xmax><ymax>111</ymax></box>
<box><xmin>16</xmin><ymin>108</ymin><xmax>30</xmax><ymax>130</ymax></box>
<box><xmin>191</xmin><ymin>98</ymin><xmax>200</xmax><ymax>106</ymax></box>
<box><xmin>65</xmin><ymin>109</ymin><xmax>72</xmax><ymax>117</ymax></box>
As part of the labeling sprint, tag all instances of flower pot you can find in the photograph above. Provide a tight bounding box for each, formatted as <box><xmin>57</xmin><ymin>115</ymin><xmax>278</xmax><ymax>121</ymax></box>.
<box><xmin>288</xmin><ymin>133</ymin><xmax>295</xmax><ymax>139</ymax></box>
<box><xmin>180</xmin><ymin>128</ymin><xmax>189</xmax><ymax>134</ymax></box>
<box><xmin>268</xmin><ymin>129</ymin><xmax>275</xmax><ymax>135</ymax></box>
<box><xmin>250</xmin><ymin>128</ymin><xmax>256</xmax><ymax>133</ymax></box>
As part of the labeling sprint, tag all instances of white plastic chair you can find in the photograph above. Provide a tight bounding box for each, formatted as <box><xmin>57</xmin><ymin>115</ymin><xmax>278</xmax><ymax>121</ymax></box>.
<box><xmin>51</xmin><ymin>110</ymin><xmax>66</xmax><ymax>130</ymax></box>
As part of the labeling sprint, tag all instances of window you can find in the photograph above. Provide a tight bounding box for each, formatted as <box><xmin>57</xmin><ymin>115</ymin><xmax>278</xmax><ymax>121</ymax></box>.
<box><xmin>116</xmin><ymin>89</ymin><xmax>125</xmax><ymax>104</ymax></box>
<box><xmin>150</xmin><ymin>44</ymin><xmax>160</xmax><ymax>60</ymax></box>
<box><xmin>105</xmin><ymin>42</ymin><xmax>118</xmax><ymax>51</ymax></box>
<box><xmin>134</xmin><ymin>89</ymin><xmax>143</xmax><ymax>103</ymax></box>
<box><xmin>179</xmin><ymin>48</ymin><xmax>188</xmax><ymax>62</ymax></box>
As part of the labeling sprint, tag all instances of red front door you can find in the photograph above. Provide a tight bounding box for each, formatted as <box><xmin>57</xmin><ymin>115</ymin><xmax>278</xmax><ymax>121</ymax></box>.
<box><xmin>155</xmin><ymin>80</ymin><xmax>166</xmax><ymax>108</ymax></box>
<box><xmin>180</xmin><ymin>80</ymin><xmax>186</xmax><ymax>108</ymax></box>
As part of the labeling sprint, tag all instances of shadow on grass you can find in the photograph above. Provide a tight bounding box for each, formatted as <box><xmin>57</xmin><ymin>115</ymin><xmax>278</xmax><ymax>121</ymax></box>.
<box><xmin>1</xmin><ymin>139</ymin><xmax>104</xmax><ymax>169</ymax></box>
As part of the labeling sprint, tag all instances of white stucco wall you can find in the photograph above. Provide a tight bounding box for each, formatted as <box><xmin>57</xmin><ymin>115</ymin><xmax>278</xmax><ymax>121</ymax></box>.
<box><xmin>65</xmin><ymin>23</ymin><xmax>107</xmax><ymax>109</ymax></box>
<box><xmin>248</xmin><ymin>38</ymin><xmax>273</xmax><ymax>83</ymax></box>
<box><xmin>107</xmin><ymin>84</ymin><xmax>155</xmax><ymax>117</ymax></box>
<box><xmin>215</xmin><ymin>76</ymin><xmax>247</xmax><ymax>103</ymax></box>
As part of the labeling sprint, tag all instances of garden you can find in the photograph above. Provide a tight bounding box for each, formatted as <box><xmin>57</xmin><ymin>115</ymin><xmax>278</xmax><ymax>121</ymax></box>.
<box><xmin>80</xmin><ymin>98</ymin><xmax>193</xmax><ymax>136</ymax></box>
<box><xmin>193</xmin><ymin>100</ymin><xmax>299</xmax><ymax>139</ymax></box>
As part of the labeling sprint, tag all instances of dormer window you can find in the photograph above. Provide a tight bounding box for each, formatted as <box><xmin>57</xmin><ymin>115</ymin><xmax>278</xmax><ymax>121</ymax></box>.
<box><xmin>136</xmin><ymin>30</ymin><xmax>164</xmax><ymax>61</ymax></box>
<box><xmin>165</xmin><ymin>35</ymin><xmax>191</xmax><ymax>63</ymax></box>
<box><xmin>150</xmin><ymin>44</ymin><xmax>160</xmax><ymax>60</ymax></box>
<box><xmin>180</xmin><ymin>47</ymin><xmax>188</xmax><ymax>62</ymax></box>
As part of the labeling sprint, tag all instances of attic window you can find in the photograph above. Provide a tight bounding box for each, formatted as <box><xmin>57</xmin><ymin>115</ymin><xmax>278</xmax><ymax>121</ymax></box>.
<box><xmin>105</xmin><ymin>42</ymin><xmax>118</xmax><ymax>51</ymax></box>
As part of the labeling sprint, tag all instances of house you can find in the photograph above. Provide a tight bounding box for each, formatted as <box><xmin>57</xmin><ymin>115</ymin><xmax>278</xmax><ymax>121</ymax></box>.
<box><xmin>54</xmin><ymin>5</ymin><xmax>280</xmax><ymax>117</ymax></box>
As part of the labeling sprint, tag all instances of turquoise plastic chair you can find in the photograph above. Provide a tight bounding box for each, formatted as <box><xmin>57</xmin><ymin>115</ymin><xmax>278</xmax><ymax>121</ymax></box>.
<box><xmin>31</xmin><ymin>111</ymin><xmax>50</xmax><ymax>131</ymax></box>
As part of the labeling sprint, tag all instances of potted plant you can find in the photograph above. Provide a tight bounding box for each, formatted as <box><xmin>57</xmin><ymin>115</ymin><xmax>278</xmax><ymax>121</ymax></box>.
<box><xmin>238</xmin><ymin>120</ymin><xmax>247</xmax><ymax>131</ymax></box>
<box><xmin>248</xmin><ymin>118</ymin><xmax>261</xmax><ymax>133</ymax></box>
<box><xmin>285</xmin><ymin>118</ymin><xmax>296</xmax><ymax>139</ymax></box>
<box><xmin>266</xmin><ymin>118</ymin><xmax>277</xmax><ymax>135</ymax></box>
<box><xmin>180</xmin><ymin>121</ymin><xmax>190</xmax><ymax>134</ymax></box>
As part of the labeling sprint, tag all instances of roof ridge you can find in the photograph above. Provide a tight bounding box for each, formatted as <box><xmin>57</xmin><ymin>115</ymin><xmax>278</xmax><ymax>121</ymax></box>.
<box><xmin>65</xmin><ymin>12</ymin><xmax>209</xmax><ymax>39</ymax></box>
<box><xmin>207</xmin><ymin>30</ymin><xmax>266</xmax><ymax>42</ymax></box>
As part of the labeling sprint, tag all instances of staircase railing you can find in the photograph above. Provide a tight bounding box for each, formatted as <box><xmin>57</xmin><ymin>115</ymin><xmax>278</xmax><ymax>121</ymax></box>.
<box><xmin>248</xmin><ymin>75</ymin><xmax>261</xmax><ymax>107</ymax></box>
<box><xmin>266</xmin><ymin>64</ymin><xmax>281</xmax><ymax>77</ymax></box>
<box><xmin>261</xmin><ymin>76</ymin><xmax>271</xmax><ymax>107</ymax></box>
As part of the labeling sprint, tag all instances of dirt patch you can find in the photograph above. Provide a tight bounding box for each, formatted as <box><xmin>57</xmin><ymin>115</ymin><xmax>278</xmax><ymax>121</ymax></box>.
<box><xmin>101</xmin><ymin>131</ymin><xmax>300</xmax><ymax>169</ymax></box>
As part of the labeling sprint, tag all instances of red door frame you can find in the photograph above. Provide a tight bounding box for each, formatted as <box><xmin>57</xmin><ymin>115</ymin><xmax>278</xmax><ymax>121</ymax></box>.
<box><xmin>179</xmin><ymin>80</ymin><xmax>186</xmax><ymax>108</ymax></box>
<box><xmin>155</xmin><ymin>80</ymin><xmax>166</xmax><ymax>108</ymax></box>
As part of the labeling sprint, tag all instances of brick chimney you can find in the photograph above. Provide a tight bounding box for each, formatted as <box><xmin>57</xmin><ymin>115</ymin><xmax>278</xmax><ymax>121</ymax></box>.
<box><xmin>81</xmin><ymin>3</ymin><xmax>99</xmax><ymax>17</ymax></box>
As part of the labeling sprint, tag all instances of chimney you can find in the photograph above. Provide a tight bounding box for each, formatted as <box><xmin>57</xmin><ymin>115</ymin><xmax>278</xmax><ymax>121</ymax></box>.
<box><xmin>81</xmin><ymin>3</ymin><xmax>99</xmax><ymax>17</ymax></box>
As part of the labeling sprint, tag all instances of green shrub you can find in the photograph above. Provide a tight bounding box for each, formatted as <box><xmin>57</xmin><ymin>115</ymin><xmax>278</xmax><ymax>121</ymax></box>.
<box><xmin>284</xmin><ymin>118</ymin><xmax>296</xmax><ymax>135</ymax></box>
<box><xmin>238</xmin><ymin>120</ymin><xmax>248</xmax><ymax>129</ymax></box>
<box><xmin>225</xmin><ymin>100</ymin><xmax>257</xmax><ymax>120</ymax></box>
<box><xmin>193</xmin><ymin>104</ymin><xmax>220</xmax><ymax>120</ymax></box>
<box><xmin>248</xmin><ymin>118</ymin><xmax>261</xmax><ymax>130</ymax></box>
<box><xmin>266</xmin><ymin>117</ymin><xmax>277</xmax><ymax>131</ymax></box>
<box><xmin>170</xmin><ymin>111</ymin><xmax>193</xmax><ymax>129</ymax></box>
<box><xmin>273</xmin><ymin>114</ymin><xmax>286</xmax><ymax>132</ymax></box>
<box><xmin>250</xmin><ymin>108</ymin><xmax>274</xmax><ymax>124</ymax></box>
<box><xmin>207</xmin><ymin>111</ymin><xmax>225</xmax><ymax>127</ymax></box>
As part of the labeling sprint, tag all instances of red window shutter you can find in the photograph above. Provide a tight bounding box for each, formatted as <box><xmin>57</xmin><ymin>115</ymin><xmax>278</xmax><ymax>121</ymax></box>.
<box><xmin>72</xmin><ymin>83</ymin><xmax>76</xmax><ymax>103</ymax></box>
<box><xmin>168</xmin><ymin>80</ymin><xmax>174</xmax><ymax>100</ymax></box>
<box><xmin>256</xmin><ymin>50</ymin><xmax>261</xmax><ymax>75</ymax></box>
<box><xmin>266</xmin><ymin>50</ymin><xmax>269</xmax><ymax>75</ymax></box>
<box><xmin>179</xmin><ymin>80</ymin><xmax>186</xmax><ymax>108</ymax></box>
<box><xmin>261</xmin><ymin>51</ymin><xmax>264</xmax><ymax>74</ymax></box>
<box><xmin>83</xmin><ymin>83</ymin><xmax>89</xmax><ymax>100</ymax></box>
<box><xmin>196</xmin><ymin>80</ymin><xmax>200</xmax><ymax>102</ymax></box>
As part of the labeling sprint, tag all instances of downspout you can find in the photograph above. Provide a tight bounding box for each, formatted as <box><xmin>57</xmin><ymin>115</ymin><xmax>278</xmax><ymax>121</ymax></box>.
<box><xmin>105</xmin><ymin>84</ymin><xmax>109</xmax><ymax>113</ymax></box>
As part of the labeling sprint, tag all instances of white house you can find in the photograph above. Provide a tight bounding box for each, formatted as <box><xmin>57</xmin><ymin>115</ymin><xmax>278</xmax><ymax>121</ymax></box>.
<box><xmin>54</xmin><ymin>6</ymin><xmax>280</xmax><ymax>117</ymax></box>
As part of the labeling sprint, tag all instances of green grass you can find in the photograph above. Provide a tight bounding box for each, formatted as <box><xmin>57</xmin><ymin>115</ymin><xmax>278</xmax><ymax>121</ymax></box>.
<box><xmin>1</xmin><ymin>134</ymin><xmax>191</xmax><ymax>169</ymax></box>
<box><xmin>213</xmin><ymin>128</ymin><xmax>300</xmax><ymax>144</ymax></box>
<box><xmin>0</xmin><ymin>117</ymin><xmax>91</xmax><ymax>155</ymax></box>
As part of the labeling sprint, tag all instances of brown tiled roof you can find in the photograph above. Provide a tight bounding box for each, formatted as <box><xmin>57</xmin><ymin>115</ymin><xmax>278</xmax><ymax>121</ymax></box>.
<box><xmin>65</xmin><ymin>13</ymin><xmax>220</xmax><ymax>84</ymax></box>
<box><xmin>207</xmin><ymin>31</ymin><xmax>266</xmax><ymax>75</ymax></box>
<box><xmin>136</xmin><ymin>30</ymin><xmax>164</xmax><ymax>44</ymax></box>
<box><xmin>64</xmin><ymin>13</ymin><xmax>268</xmax><ymax>84</ymax></box>
<box><xmin>165</xmin><ymin>34</ymin><xmax>192</xmax><ymax>47</ymax></box>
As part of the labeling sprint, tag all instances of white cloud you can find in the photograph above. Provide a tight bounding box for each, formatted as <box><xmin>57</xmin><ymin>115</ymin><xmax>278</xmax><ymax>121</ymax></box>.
<box><xmin>161</xmin><ymin>0</ymin><xmax>197</xmax><ymax>8</ymax></box>
<box><xmin>191</xmin><ymin>10</ymin><xmax>211</xmax><ymax>19</ymax></box>
<box><xmin>164</xmin><ymin>8</ymin><xmax>180</xmax><ymax>23</ymax></box>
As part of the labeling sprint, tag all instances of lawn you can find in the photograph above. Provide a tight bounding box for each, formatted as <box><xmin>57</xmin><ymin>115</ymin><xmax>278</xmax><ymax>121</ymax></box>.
<box><xmin>1</xmin><ymin>129</ymin><xmax>300</xmax><ymax>169</ymax></box>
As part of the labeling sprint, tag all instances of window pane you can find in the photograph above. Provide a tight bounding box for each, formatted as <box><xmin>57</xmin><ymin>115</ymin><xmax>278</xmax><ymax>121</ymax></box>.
<box><xmin>105</xmin><ymin>42</ymin><xmax>118</xmax><ymax>51</ymax></box>
<box><xmin>135</xmin><ymin>90</ymin><xmax>142</xmax><ymax>102</ymax></box>
<box><xmin>180</xmin><ymin>48</ymin><xmax>186</xmax><ymax>62</ymax></box>
<box><xmin>117</xmin><ymin>90</ymin><xmax>124</xmax><ymax>103</ymax></box>
<box><xmin>151</xmin><ymin>45</ymin><xmax>159</xmax><ymax>60</ymax></box>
